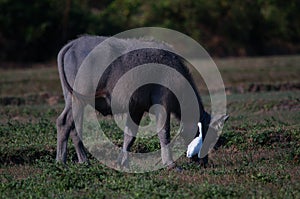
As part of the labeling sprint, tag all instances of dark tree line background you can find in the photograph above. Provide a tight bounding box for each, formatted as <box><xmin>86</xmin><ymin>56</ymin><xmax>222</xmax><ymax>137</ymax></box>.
<box><xmin>0</xmin><ymin>0</ymin><xmax>300</xmax><ymax>62</ymax></box>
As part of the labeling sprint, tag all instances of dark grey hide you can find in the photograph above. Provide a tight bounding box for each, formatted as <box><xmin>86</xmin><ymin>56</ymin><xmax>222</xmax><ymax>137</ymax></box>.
<box><xmin>56</xmin><ymin>35</ymin><xmax>226</xmax><ymax>168</ymax></box>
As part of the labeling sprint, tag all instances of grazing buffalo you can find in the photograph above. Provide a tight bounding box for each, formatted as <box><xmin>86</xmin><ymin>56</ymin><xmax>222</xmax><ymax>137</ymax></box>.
<box><xmin>56</xmin><ymin>35</ymin><xmax>227</xmax><ymax>169</ymax></box>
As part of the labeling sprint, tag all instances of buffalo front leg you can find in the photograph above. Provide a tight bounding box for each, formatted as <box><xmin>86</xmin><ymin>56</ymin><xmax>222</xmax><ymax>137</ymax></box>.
<box><xmin>155</xmin><ymin>110</ymin><xmax>174</xmax><ymax>168</ymax></box>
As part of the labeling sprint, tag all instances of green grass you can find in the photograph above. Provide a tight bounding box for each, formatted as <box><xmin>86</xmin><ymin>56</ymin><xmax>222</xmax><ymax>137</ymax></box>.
<box><xmin>1</xmin><ymin>56</ymin><xmax>300</xmax><ymax>198</ymax></box>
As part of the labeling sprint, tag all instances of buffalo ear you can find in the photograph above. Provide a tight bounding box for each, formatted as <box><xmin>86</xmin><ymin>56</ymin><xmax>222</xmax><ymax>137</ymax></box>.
<box><xmin>210</xmin><ymin>114</ymin><xmax>229</xmax><ymax>130</ymax></box>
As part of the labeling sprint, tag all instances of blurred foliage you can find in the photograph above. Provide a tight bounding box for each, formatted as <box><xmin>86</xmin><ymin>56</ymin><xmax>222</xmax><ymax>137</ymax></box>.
<box><xmin>0</xmin><ymin>0</ymin><xmax>299</xmax><ymax>62</ymax></box>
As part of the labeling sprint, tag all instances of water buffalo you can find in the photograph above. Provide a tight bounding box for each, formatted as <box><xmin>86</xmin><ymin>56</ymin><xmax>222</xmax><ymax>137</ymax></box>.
<box><xmin>56</xmin><ymin>35</ymin><xmax>227</xmax><ymax>169</ymax></box>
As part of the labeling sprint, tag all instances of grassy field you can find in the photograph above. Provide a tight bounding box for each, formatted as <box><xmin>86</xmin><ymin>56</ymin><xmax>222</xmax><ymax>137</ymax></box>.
<box><xmin>1</xmin><ymin>56</ymin><xmax>300</xmax><ymax>198</ymax></box>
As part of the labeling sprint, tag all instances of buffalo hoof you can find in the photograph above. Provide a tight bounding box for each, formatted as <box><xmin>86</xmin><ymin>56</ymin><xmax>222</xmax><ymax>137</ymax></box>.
<box><xmin>117</xmin><ymin>151</ymin><xmax>130</xmax><ymax>170</ymax></box>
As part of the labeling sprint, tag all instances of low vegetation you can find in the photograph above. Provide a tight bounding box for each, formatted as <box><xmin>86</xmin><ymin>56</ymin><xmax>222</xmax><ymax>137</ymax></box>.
<box><xmin>1</xmin><ymin>56</ymin><xmax>300</xmax><ymax>198</ymax></box>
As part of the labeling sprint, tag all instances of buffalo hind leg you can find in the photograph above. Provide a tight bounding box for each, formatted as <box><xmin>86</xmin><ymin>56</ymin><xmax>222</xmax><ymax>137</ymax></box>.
<box><xmin>56</xmin><ymin>97</ymin><xmax>87</xmax><ymax>164</ymax></box>
<box><xmin>118</xmin><ymin>110</ymin><xmax>144</xmax><ymax>169</ymax></box>
<box><xmin>56</xmin><ymin>104</ymin><xmax>72</xmax><ymax>164</ymax></box>
<box><xmin>70</xmin><ymin>100</ymin><xmax>88</xmax><ymax>163</ymax></box>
